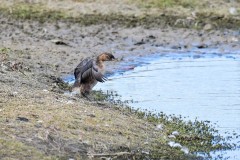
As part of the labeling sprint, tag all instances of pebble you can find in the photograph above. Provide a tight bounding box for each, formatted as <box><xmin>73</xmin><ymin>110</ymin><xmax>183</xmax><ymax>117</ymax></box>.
<box><xmin>168</xmin><ymin>141</ymin><xmax>182</xmax><ymax>148</ymax></box>
<box><xmin>171</xmin><ymin>131</ymin><xmax>179</xmax><ymax>136</ymax></box>
<box><xmin>37</xmin><ymin>120</ymin><xmax>43</xmax><ymax>123</ymax></box>
<box><xmin>16</xmin><ymin>116</ymin><xmax>29</xmax><ymax>122</ymax></box>
<box><xmin>229</xmin><ymin>7</ymin><xmax>238</xmax><ymax>15</ymax></box>
<box><xmin>87</xmin><ymin>113</ymin><xmax>96</xmax><ymax>118</ymax></box>
<box><xmin>203</xmin><ymin>24</ymin><xmax>213</xmax><ymax>31</ymax></box>
<box><xmin>168</xmin><ymin>135</ymin><xmax>176</xmax><ymax>139</ymax></box>
<box><xmin>231</xmin><ymin>37</ymin><xmax>238</xmax><ymax>42</ymax></box>
<box><xmin>181</xmin><ymin>146</ymin><xmax>190</xmax><ymax>154</ymax></box>
<box><xmin>155</xmin><ymin>124</ymin><xmax>164</xmax><ymax>131</ymax></box>
<box><xmin>42</xmin><ymin>89</ymin><xmax>49</xmax><ymax>92</ymax></box>
<box><xmin>66</xmin><ymin>100</ymin><xmax>74</xmax><ymax>104</ymax></box>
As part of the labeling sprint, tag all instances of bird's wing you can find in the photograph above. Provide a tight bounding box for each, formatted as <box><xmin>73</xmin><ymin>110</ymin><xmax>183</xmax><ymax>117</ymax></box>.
<box><xmin>92</xmin><ymin>66</ymin><xmax>108</xmax><ymax>82</ymax></box>
<box><xmin>74</xmin><ymin>58</ymin><xmax>92</xmax><ymax>81</ymax></box>
<box><xmin>81</xmin><ymin>62</ymin><xmax>107</xmax><ymax>83</ymax></box>
<box><xmin>74</xmin><ymin>58</ymin><xmax>107</xmax><ymax>83</ymax></box>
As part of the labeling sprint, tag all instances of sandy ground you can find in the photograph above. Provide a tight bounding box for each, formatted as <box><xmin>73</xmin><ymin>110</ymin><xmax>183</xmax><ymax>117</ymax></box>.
<box><xmin>0</xmin><ymin>1</ymin><xmax>240</xmax><ymax>159</ymax></box>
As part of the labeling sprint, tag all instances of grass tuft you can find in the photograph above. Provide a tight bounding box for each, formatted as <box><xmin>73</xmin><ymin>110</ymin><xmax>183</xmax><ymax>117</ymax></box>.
<box><xmin>133</xmin><ymin>0</ymin><xmax>199</xmax><ymax>9</ymax></box>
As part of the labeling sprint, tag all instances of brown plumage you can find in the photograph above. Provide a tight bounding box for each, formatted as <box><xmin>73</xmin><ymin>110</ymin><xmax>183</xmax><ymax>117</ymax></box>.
<box><xmin>72</xmin><ymin>53</ymin><xmax>115</xmax><ymax>96</ymax></box>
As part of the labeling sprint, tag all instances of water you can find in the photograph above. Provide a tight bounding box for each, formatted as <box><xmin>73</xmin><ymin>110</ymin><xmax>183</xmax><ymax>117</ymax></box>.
<box><xmin>95</xmin><ymin>51</ymin><xmax>240</xmax><ymax>159</ymax></box>
<box><xmin>63</xmin><ymin>50</ymin><xmax>240</xmax><ymax>159</ymax></box>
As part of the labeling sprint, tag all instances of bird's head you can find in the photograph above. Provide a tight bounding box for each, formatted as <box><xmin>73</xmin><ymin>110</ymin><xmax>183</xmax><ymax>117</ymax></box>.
<box><xmin>97</xmin><ymin>53</ymin><xmax>115</xmax><ymax>62</ymax></box>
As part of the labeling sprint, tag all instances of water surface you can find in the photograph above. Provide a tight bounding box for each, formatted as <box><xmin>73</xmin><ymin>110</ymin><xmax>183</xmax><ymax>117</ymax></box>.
<box><xmin>95</xmin><ymin>51</ymin><xmax>240</xmax><ymax>159</ymax></box>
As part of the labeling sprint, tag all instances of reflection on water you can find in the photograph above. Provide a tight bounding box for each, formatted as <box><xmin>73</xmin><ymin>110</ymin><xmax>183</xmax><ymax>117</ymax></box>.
<box><xmin>95</xmin><ymin>52</ymin><xmax>240</xmax><ymax>159</ymax></box>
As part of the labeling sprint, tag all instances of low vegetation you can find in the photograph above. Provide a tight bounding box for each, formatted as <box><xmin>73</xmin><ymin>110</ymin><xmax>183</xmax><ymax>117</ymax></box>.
<box><xmin>0</xmin><ymin>0</ymin><xmax>240</xmax><ymax>29</ymax></box>
<box><xmin>0</xmin><ymin>0</ymin><xmax>239</xmax><ymax>159</ymax></box>
<box><xmin>132</xmin><ymin>0</ymin><xmax>200</xmax><ymax>8</ymax></box>
<box><xmin>0</xmin><ymin>87</ymin><xmax>237</xmax><ymax>159</ymax></box>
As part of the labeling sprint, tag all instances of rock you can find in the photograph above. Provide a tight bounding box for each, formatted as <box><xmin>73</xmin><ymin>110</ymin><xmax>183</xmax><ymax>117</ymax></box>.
<box><xmin>168</xmin><ymin>135</ymin><xmax>176</xmax><ymax>139</ymax></box>
<box><xmin>181</xmin><ymin>146</ymin><xmax>190</xmax><ymax>154</ymax></box>
<box><xmin>171</xmin><ymin>45</ymin><xmax>181</xmax><ymax>50</ymax></box>
<box><xmin>155</xmin><ymin>124</ymin><xmax>164</xmax><ymax>131</ymax></box>
<box><xmin>51</xmin><ymin>39</ymin><xmax>69</xmax><ymax>46</ymax></box>
<box><xmin>134</xmin><ymin>39</ymin><xmax>145</xmax><ymax>45</ymax></box>
<box><xmin>168</xmin><ymin>141</ymin><xmax>182</xmax><ymax>148</ymax></box>
<box><xmin>37</xmin><ymin>120</ymin><xmax>43</xmax><ymax>123</ymax></box>
<box><xmin>66</xmin><ymin>100</ymin><xmax>74</xmax><ymax>104</ymax></box>
<box><xmin>87</xmin><ymin>113</ymin><xmax>96</xmax><ymax>118</ymax></box>
<box><xmin>203</xmin><ymin>24</ymin><xmax>213</xmax><ymax>31</ymax></box>
<box><xmin>196</xmin><ymin>44</ymin><xmax>208</xmax><ymax>49</ymax></box>
<box><xmin>148</xmin><ymin>35</ymin><xmax>156</xmax><ymax>39</ymax></box>
<box><xmin>42</xmin><ymin>89</ymin><xmax>49</xmax><ymax>92</ymax></box>
<box><xmin>16</xmin><ymin>117</ymin><xmax>29</xmax><ymax>122</ymax></box>
<box><xmin>231</xmin><ymin>37</ymin><xmax>238</xmax><ymax>42</ymax></box>
<box><xmin>229</xmin><ymin>7</ymin><xmax>238</xmax><ymax>15</ymax></box>
<box><xmin>142</xmin><ymin>150</ymin><xmax>150</xmax><ymax>155</ymax></box>
<box><xmin>35</xmin><ymin>123</ymin><xmax>42</xmax><ymax>128</ymax></box>
<box><xmin>172</xmin><ymin>131</ymin><xmax>179</xmax><ymax>136</ymax></box>
<box><xmin>12</xmin><ymin>91</ymin><xmax>18</xmax><ymax>96</ymax></box>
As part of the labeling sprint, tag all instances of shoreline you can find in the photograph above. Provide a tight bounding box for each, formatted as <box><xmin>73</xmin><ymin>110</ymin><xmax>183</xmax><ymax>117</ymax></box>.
<box><xmin>0</xmin><ymin>0</ymin><xmax>239</xmax><ymax>159</ymax></box>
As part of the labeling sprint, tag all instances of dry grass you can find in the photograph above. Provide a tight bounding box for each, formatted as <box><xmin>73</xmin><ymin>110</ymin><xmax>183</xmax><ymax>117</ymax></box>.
<box><xmin>0</xmin><ymin>0</ymin><xmax>239</xmax><ymax>29</ymax></box>
<box><xmin>0</xmin><ymin>0</ymin><xmax>239</xmax><ymax>159</ymax></box>
<box><xmin>0</xmin><ymin>73</ymin><xmax>165</xmax><ymax>159</ymax></box>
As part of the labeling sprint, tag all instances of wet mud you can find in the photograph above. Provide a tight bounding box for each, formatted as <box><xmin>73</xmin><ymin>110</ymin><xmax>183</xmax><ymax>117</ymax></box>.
<box><xmin>1</xmin><ymin>2</ymin><xmax>240</xmax><ymax>159</ymax></box>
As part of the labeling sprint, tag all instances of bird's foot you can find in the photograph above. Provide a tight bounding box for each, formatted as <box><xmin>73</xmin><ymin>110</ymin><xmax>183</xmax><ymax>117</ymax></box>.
<box><xmin>81</xmin><ymin>93</ymin><xmax>92</xmax><ymax>101</ymax></box>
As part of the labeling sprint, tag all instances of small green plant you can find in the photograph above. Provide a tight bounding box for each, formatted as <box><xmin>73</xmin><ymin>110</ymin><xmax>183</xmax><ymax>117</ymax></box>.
<box><xmin>0</xmin><ymin>47</ymin><xmax>11</xmax><ymax>54</ymax></box>
<box><xmin>133</xmin><ymin>0</ymin><xmax>198</xmax><ymax>9</ymax></box>
<box><xmin>0</xmin><ymin>47</ymin><xmax>11</xmax><ymax>61</ymax></box>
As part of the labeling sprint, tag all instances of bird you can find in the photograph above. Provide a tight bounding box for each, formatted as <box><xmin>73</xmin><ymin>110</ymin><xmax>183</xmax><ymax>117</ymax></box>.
<box><xmin>72</xmin><ymin>52</ymin><xmax>115</xmax><ymax>98</ymax></box>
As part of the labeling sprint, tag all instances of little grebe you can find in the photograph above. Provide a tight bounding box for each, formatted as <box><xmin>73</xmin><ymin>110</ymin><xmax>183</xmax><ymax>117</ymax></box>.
<box><xmin>72</xmin><ymin>53</ymin><xmax>115</xmax><ymax>96</ymax></box>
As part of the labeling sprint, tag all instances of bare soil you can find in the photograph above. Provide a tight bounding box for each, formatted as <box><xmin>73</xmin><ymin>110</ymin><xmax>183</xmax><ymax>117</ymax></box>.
<box><xmin>0</xmin><ymin>0</ymin><xmax>239</xmax><ymax>159</ymax></box>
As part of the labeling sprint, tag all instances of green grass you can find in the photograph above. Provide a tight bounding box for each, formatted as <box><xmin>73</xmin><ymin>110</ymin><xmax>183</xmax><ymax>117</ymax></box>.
<box><xmin>133</xmin><ymin>0</ymin><xmax>199</xmax><ymax>9</ymax></box>
<box><xmin>133</xmin><ymin>111</ymin><xmax>237</xmax><ymax>159</ymax></box>
<box><xmin>0</xmin><ymin>3</ymin><xmax>67</xmax><ymax>22</ymax></box>
<box><xmin>0</xmin><ymin>1</ymin><xmax>240</xmax><ymax>29</ymax></box>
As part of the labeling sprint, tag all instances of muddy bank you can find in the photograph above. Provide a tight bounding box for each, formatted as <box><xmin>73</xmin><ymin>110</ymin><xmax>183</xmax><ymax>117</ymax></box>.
<box><xmin>1</xmin><ymin>15</ymin><xmax>240</xmax><ymax>76</ymax></box>
<box><xmin>0</xmin><ymin>1</ymin><xmax>239</xmax><ymax>159</ymax></box>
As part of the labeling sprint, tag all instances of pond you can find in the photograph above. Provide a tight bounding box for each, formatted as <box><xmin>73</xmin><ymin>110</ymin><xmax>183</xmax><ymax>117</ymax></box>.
<box><xmin>63</xmin><ymin>48</ymin><xmax>240</xmax><ymax>159</ymax></box>
<box><xmin>95</xmin><ymin>49</ymin><xmax>240</xmax><ymax>159</ymax></box>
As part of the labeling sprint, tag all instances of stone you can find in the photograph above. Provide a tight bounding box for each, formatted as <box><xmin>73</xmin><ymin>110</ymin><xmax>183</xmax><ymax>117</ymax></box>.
<box><xmin>203</xmin><ymin>24</ymin><xmax>213</xmax><ymax>31</ymax></box>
